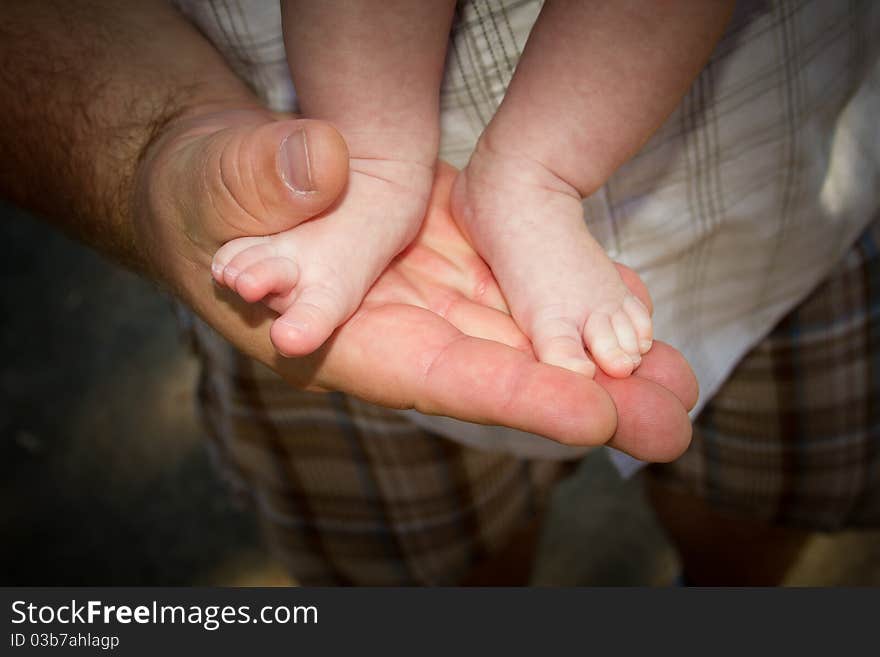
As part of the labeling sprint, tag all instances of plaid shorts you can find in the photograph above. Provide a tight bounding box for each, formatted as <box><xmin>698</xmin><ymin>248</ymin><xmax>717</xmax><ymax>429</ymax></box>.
<box><xmin>195</xmin><ymin>347</ymin><xmax>571</xmax><ymax>585</ymax></box>
<box><xmin>648</xmin><ymin>212</ymin><xmax>880</xmax><ymax>532</ymax></box>
<box><xmin>194</xmin><ymin>212</ymin><xmax>880</xmax><ymax>585</ymax></box>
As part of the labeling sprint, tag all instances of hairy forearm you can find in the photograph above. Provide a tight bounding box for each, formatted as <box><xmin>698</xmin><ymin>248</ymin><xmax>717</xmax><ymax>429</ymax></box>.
<box><xmin>0</xmin><ymin>0</ymin><xmax>257</xmax><ymax>271</ymax></box>
<box><xmin>486</xmin><ymin>0</ymin><xmax>736</xmax><ymax>196</ymax></box>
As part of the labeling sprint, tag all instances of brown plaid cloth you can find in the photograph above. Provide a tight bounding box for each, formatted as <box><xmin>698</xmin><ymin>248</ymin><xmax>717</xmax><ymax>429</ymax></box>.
<box><xmin>195</xmin><ymin>345</ymin><xmax>570</xmax><ymax>585</ymax></box>
<box><xmin>649</xmin><ymin>212</ymin><xmax>880</xmax><ymax>532</ymax></box>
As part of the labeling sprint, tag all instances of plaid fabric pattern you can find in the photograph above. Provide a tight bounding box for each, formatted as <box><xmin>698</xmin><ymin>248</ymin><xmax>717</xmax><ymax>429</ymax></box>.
<box><xmin>195</xmin><ymin>338</ymin><xmax>569</xmax><ymax>584</ymax></box>
<box><xmin>170</xmin><ymin>0</ymin><xmax>880</xmax><ymax>583</ymax></box>
<box><xmin>649</xmin><ymin>212</ymin><xmax>880</xmax><ymax>531</ymax></box>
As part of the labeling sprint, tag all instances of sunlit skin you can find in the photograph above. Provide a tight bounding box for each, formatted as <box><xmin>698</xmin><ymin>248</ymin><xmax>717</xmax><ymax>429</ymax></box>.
<box><xmin>149</xmin><ymin>108</ymin><xmax>697</xmax><ymax>461</ymax></box>
<box><xmin>213</xmin><ymin>1</ymin><xmax>732</xmax><ymax>381</ymax></box>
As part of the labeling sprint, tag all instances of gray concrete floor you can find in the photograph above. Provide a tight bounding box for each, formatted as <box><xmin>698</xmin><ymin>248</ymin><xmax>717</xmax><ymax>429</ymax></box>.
<box><xmin>2</xmin><ymin>202</ymin><xmax>879</xmax><ymax>586</ymax></box>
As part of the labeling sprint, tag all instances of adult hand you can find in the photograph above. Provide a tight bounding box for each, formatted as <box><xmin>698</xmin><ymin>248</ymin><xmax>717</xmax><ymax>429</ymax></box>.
<box><xmin>136</xmin><ymin>108</ymin><xmax>698</xmax><ymax>461</ymax></box>
<box><xmin>0</xmin><ymin>1</ymin><xmax>693</xmax><ymax>459</ymax></box>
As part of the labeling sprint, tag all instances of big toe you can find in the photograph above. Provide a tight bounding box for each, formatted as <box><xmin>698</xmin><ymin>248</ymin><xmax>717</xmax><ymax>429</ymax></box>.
<box><xmin>270</xmin><ymin>283</ymin><xmax>351</xmax><ymax>357</ymax></box>
<box><xmin>531</xmin><ymin>318</ymin><xmax>596</xmax><ymax>378</ymax></box>
<box><xmin>583</xmin><ymin>312</ymin><xmax>636</xmax><ymax>378</ymax></box>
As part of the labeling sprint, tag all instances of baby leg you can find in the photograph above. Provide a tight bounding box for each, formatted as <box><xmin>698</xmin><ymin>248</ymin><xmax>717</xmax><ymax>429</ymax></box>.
<box><xmin>454</xmin><ymin>0</ymin><xmax>733</xmax><ymax>376</ymax></box>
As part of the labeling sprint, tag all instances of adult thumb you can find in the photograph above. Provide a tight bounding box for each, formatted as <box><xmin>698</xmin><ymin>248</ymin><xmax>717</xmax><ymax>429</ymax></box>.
<box><xmin>195</xmin><ymin>117</ymin><xmax>349</xmax><ymax>241</ymax></box>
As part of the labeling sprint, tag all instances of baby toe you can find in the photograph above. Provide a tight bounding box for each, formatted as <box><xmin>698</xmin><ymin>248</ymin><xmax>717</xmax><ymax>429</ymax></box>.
<box><xmin>542</xmin><ymin>343</ymin><xmax>596</xmax><ymax>378</ymax></box>
<box><xmin>212</xmin><ymin>236</ymin><xmax>271</xmax><ymax>285</ymax></box>
<box><xmin>236</xmin><ymin>257</ymin><xmax>299</xmax><ymax>303</ymax></box>
<box><xmin>531</xmin><ymin>318</ymin><xmax>596</xmax><ymax>377</ymax></box>
<box><xmin>222</xmin><ymin>242</ymin><xmax>279</xmax><ymax>290</ymax></box>
<box><xmin>270</xmin><ymin>282</ymin><xmax>350</xmax><ymax>357</ymax></box>
<box><xmin>611</xmin><ymin>309</ymin><xmax>641</xmax><ymax>365</ymax></box>
<box><xmin>583</xmin><ymin>312</ymin><xmax>635</xmax><ymax>378</ymax></box>
<box><xmin>623</xmin><ymin>295</ymin><xmax>653</xmax><ymax>354</ymax></box>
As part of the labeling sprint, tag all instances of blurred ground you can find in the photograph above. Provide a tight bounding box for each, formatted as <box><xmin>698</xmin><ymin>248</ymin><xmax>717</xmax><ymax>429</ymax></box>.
<box><xmin>2</xmin><ymin>202</ymin><xmax>879</xmax><ymax>586</ymax></box>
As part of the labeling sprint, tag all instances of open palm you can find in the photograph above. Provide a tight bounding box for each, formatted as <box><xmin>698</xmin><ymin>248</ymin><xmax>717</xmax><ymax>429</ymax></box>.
<box><xmin>141</xmin><ymin>111</ymin><xmax>697</xmax><ymax>461</ymax></box>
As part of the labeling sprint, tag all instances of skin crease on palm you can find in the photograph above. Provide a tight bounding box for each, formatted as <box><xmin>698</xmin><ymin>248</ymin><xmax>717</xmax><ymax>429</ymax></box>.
<box><xmin>136</xmin><ymin>108</ymin><xmax>698</xmax><ymax>462</ymax></box>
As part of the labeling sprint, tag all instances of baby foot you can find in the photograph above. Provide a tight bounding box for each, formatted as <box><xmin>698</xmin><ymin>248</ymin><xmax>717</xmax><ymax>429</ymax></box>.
<box><xmin>451</xmin><ymin>146</ymin><xmax>652</xmax><ymax>378</ymax></box>
<box><xmin>212</xmin><ymin>158</ymin><xmax>433</xmax><ymax>356</ymax></box>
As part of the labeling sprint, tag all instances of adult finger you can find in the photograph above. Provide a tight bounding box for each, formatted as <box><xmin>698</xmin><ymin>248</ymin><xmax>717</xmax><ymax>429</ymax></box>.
<box><xmin>180</xmin><ymin>117</ymin><xmax>349</xmax><ymax>242</ymax></box>
<box><xmin>599</xmin><ymin>340</ymin><xmax>699</xmax><ymax>462</ymax></box>
<box><xmin>632</xmin><ymin>340</ymin><xmax>699</xmax><ymax>411</ymax></box>
<box><xmin>319</xmin><ymin>304</ymin><xmax>620</xmax><ymax>445</ymax></box>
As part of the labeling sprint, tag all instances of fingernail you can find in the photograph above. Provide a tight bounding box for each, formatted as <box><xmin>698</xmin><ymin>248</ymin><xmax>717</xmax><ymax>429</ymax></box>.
<box><xmin>640</xmin><ymin>339</ymin><xmax>653</xmax><ymax>353</ymax></box>
<box><xmin>211</xmin><ymin>262</ymin><xmax>224</xmax><ymax>279</ymax></box>
<box><xmin>278</xmin><ymin>129</ymin><xmax>315</xmax><ymax>193</ymax></box>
